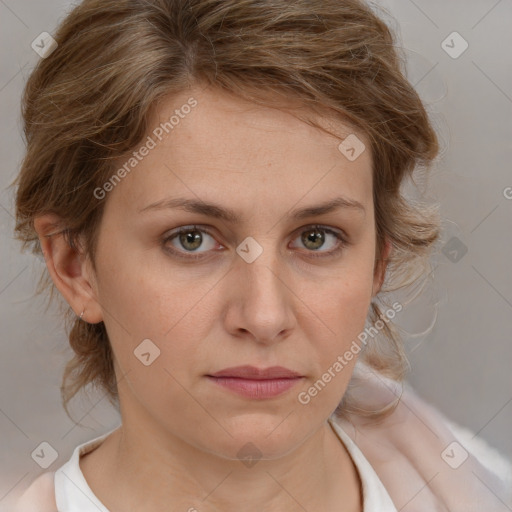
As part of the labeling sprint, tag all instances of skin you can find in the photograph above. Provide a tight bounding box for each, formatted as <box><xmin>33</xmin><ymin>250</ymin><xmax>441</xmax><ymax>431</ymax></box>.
<box><xmin>35</xmin><ymin>84</ymin><xmax>391</xmax><ymax>512</ymax></box>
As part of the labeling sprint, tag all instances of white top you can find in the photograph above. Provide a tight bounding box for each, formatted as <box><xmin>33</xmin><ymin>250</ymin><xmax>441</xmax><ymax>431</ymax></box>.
<box><xmin>52</xmin><ymin>416</ymin><xmax>397</xmax><ymax>511</ymax></box>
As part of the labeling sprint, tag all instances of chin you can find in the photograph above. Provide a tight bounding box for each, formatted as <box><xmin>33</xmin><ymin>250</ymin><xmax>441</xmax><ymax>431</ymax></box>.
<box><xmin>204</xmin><ymin>414</ymin><xmax>309</xmax><ymax>461</ymax></box>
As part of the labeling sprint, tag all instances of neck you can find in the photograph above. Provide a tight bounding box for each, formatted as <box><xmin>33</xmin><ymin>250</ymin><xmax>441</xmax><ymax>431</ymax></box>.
<box><xmin>81</xmin><ymin>415</ymin><xmax>362</xmax><ymax>512</ymax></box>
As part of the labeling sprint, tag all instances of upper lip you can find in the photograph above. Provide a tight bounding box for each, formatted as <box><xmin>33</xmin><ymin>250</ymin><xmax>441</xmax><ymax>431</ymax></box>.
<box><xmin>208</xmin><ymin>365</ymin><xmax>302</xmax><ymax>380</ymax></box>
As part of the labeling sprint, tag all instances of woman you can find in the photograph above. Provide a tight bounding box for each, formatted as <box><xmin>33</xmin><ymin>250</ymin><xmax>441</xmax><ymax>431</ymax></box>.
<box><xmin>12</xmin><ymin>0</ymin><xmax>511</xmax><ymax>510</ymax></box>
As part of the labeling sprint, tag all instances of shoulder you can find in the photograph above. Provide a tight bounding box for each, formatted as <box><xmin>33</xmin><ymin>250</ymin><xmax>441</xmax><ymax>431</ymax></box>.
<box><xmin>14</xmin><ymin>471</ymin><xmax>58</xmax><ymax>512</ymax></box>
<box><xmin>334</xmin><ymin>365</ymin><xmax>512</xmax><ymax>511</ymax></box>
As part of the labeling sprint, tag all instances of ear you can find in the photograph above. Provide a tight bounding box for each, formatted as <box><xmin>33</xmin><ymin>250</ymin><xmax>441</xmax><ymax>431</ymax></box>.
<box><xmin>372</xmin><ymin>237</ymin><xmax>393</xmax><ymax>298</ymax></box>
<box><xmin>34</xmin><ymin>214</ymin><xmax>103</xmax><ymax>324</ymax></box>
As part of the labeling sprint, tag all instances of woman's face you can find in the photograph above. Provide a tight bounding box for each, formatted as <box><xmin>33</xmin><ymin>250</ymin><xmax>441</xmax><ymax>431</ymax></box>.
<box><xmin>86</xmin><ymin>84</ymin><xmax>387</xmax><ymax>459</ymax></box>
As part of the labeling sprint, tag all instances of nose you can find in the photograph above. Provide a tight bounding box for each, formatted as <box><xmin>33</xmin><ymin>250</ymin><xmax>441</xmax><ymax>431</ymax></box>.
<box><xmin>222</xmin><ymin>242</ymin><xmax>296</xmax><ymax>345</ymax></box>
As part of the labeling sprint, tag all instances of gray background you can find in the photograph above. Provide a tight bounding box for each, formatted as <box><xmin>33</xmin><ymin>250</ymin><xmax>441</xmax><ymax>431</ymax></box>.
<box><xmin>1</xmin><ymin>0</ymin><xmax>511</xmax><ymax>508</ymax></box>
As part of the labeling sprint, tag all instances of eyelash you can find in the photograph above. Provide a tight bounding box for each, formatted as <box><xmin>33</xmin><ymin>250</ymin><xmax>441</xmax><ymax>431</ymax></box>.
<box><xmin>161</xmin><ymin>224</ymin><xmax>349</xmax><ymax>261</ymax></box>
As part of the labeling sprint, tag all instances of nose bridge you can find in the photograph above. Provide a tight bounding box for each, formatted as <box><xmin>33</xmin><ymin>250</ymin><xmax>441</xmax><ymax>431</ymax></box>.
<box><xmin>230</xmin><ymin>234</ymin><xmax>294</xmax><ymax>341</ymax></box>
<box><xmin>238</xmin><ymin>234</ymin><xmax>285</xmax><ymax>302</ymax></box>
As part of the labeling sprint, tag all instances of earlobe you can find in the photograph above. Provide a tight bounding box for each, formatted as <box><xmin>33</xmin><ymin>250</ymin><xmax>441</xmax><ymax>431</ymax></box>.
<box><xmin>372</xmin><ymin>238</ymin><xmax>393</xmax><ymax>297</ymax></box>
<box><xmin>34</xmin><ymin>214</ymin><xmax>103</xmax><ymax>324</ymax></box>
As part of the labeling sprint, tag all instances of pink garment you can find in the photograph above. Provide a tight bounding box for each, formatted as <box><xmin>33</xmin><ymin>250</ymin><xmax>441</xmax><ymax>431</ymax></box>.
<box><xmin>335</xmin><ymin>364</ymin><xmax>512</xmax><ymax>511</ymax></box>
<box><xmin>14</xmin><ymin>363</ymin><xmax>512</xmax><ymax>511</ymax></box>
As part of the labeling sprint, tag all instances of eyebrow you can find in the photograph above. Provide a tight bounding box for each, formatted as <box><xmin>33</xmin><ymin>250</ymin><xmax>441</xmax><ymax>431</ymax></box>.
<box><xmin>138</xmin><ymin>195</ymin><xmax>366</xmax><ymax>222</ymax></box>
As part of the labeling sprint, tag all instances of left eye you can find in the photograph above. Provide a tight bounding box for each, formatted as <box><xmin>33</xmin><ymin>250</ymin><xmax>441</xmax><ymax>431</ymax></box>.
<box><xmin>290</xmin><ymin>225</ymin><xmax>346</xmax><ymax>256</ymax></box>
<box><xmin>162</xmin><ymin>224</ymin><xmax>347</xmax><ymax>259</ymax></box>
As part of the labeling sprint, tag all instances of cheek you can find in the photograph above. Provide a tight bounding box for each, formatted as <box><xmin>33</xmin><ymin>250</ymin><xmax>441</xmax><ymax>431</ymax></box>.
<box><xmin>302</xmin><ymin>258</ymin><xmax>375</xmax><ymax>338</ymax></box>
<box><xmin>309</xmin><ymin>283</ymin><xmax>372</xmax><ymax>387</ymax></box>
<box><xmin>294</xmin><ymin>259</ymin><xmax>376</xmax><ymax>403</ymax></box>
<box><xmin>93</xmin><ymin>234</ymin><xmax>189</xmax><ymax>334</ymax></box>
<box><xmin>94</xmin><ymin>243</ymin><xmax>216</xmax><ymax>379</ymax></box>
<box><xmin>98</xmin><ymin>262</ymin><xmax>212</xmax><ymax>422</ymax></box>
<box><xmin>293</xmin><ymin>276</ymin><xmax>374</xmax><ymax>411</ymax></box>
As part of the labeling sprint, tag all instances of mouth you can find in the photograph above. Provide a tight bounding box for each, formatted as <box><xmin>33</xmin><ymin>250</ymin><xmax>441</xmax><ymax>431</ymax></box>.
<box><xmin>206</xmin><ymin>365</ymin><xmax>304</xmax><ymax>400</ymax></box>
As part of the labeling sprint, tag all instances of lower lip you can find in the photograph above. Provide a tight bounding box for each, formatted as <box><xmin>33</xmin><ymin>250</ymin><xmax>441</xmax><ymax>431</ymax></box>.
<box><xmin>207</xmin><ymin>376</ymin><xmax>303</xmax><ymax>399</ymax></box>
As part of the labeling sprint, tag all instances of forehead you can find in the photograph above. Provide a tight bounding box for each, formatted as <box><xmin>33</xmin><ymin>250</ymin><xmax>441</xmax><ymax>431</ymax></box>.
<box><xmin>106</xmin><ymin>85</ymin><xmax>373</xmax><ymax>220</ymax></box>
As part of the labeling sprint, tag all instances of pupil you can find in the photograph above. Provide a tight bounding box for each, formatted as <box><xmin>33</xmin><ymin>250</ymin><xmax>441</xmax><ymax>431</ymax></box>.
<box><xmin>180</xmin><ymin>230</ymin><xmax>202</xmax><ymax>250</ymax></box>
<box><xmin>304</xmin><ymin>229</ymin><xmax>324</xmax><ymax>249</ymax></box>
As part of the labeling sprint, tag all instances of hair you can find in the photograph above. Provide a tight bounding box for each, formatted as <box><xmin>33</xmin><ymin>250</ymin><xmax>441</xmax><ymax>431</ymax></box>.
<box><xmin>13</xmin><ymin>0</ymin><xmax>441</xmax><ymax>423</ymax></box>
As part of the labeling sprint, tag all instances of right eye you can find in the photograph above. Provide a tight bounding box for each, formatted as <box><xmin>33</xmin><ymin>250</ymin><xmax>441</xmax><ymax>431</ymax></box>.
<box><xmin>161</xmin><ymin>225</ymin><xmax>223</xmax><ymax>260</ymax></box>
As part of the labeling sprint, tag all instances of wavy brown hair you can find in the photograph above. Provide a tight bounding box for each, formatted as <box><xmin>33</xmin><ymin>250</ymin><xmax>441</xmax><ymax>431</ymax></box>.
<box><xmin>13</xmin><ymin>0</ymin><xmax>441</xmax><ymax>422</ymax></box>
